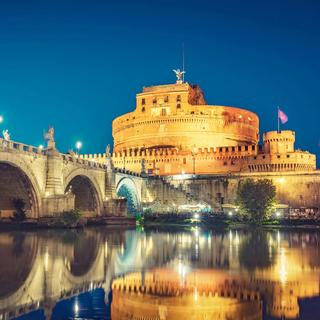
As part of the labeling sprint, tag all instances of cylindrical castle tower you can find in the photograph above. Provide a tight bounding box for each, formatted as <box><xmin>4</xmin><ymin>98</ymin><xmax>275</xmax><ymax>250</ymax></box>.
<box><xmin>263</xmin><ymin>130</ymin><xmax>295</xmax><ymax>154</ymax></box>
<box><xmin>112</xmin><ymin>83</ymin><xmax>259</xmax><ymax>153</ymax></box>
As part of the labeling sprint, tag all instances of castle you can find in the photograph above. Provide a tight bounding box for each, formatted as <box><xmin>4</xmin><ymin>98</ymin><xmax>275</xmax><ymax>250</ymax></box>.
<box><xmin>85</xmin><ymin>77</ymin><xmax>316</xmax><ymax>177</ymax></box>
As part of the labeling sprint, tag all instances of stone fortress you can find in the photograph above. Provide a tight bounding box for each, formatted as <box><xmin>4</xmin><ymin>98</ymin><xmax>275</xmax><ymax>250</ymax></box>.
<box><xmin>108</xmin><ymin>79</ymin><xmax>315</xmax><ymax>175</ymax></box>
<box><xmin>80</xmin><ymin>73</ymin><xmax>320</xmax><ymax>211</ymax></box>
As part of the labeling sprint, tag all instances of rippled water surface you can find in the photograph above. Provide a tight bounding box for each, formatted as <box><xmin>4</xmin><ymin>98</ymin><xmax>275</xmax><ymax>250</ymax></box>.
<box><xmin>0</xmin><ymin>227</ymin><xmax>319</xmax><ymax>319</ymax></box>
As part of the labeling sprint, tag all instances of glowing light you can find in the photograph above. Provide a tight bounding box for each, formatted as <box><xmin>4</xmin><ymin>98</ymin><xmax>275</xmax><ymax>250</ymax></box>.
<box><xmin>234</xmin><ymin>232</ymin><xmax>240</xmax><ymax>245</ymax></box>
<box><xmin>74</xmin><ymin>301</ymin><xmax>79</xmax><ymax>314</ymax></box>
<box><xmin>228</xmin><ymin>211</ymin><xmax>233</xmax><ymax>216</ymax></box>
<box><xmin>278</xmin><ymin>177</ymin><xmax>285</xmax><ymax>184</ymax></box>
<box><xmin>277</xmin><ymin>231</ymin><xmax>281</xmax><ymax>244</ymax></box>
<box><xmin>44</xmin><ymin>250</ymin><xmax>49</xmax><ymax>271</ymax></box>
<box><xmin>0</xmin><ymin>115</ymin><xmax>3</xmax><ymax>123</ymax></box>
<box><xmin>181</xmin><ymin>170</ymin><xmax>185</xmax><ymax>175</ymax></box>
<box><xmin>76</xmin><ymin>141</ymin><xmax>82</xmax><ymax>152</ymax></box>
<box><xmin>275</xmin><ymin>211</ymin><xmax>281</xmax><ymax>217</ymax></box>
<box><xmin>194</xmin><ymin>227</ymin><xmax>199</xmax><ymax>238</ymax></box>
<box><xmin>279</xmin><ymin>248</ymin><xmax>287</xmax><ymax>284</ymax></box>
<box><xmin>38</xmin><ymin>144</ymin><xmax>44</xmax><ymax>150</ymax></box>
<box><xmin>194</xmin><ymin>213</ymin><xmax>200</xmax><ymax>219</ymax></box>
<box><xmin>177</xmin><ymin>261</ymin><xmax>187</xmax><ymax>280</ymax></box>
<box><xmin>194</xmin><ymin>288</ymin><xmax>198</xmax><ymax>302</ymax></box>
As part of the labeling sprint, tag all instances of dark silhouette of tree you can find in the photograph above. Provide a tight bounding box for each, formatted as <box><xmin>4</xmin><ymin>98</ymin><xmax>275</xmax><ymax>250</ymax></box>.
<box><xmin>237</xmin><ymin>179</ymin><xmax>276</xmax><ymax>224</ymax></box>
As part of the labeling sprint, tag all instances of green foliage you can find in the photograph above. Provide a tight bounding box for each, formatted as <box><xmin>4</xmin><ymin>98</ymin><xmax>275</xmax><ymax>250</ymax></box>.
<box><xmin>236</xmin><ymin>179</ymin><xmax>277</xmax><ymax>224</ymax></box>
<box><xmin>11</xmin><ymin>198</ymin><xmax>27</xmax><ymax>221</ymax></box>
<box><xmin>55</xmin><ymin>209</ymin><xmax>83</xmax><ymax>227</ymax></box>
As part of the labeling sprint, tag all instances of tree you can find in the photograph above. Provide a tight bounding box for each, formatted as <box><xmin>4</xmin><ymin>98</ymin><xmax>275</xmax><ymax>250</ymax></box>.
<box><xmin>236</xmin><ymin>179</ymin><xmax>276</xmax><ymax>224</ymax></box>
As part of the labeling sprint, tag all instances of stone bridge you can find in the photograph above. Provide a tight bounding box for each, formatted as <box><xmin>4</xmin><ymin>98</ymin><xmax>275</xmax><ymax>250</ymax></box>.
<box><xmin>0</xmin><ymin>138</ymin><xmax>197</xmax><ymax>218</ymax></box>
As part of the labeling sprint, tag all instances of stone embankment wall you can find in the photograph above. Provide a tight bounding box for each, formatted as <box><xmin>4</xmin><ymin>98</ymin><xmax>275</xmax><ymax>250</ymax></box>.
<box><xmin>164</xmin><ymin>171</ymin><xmax>320</xmax><ymax>209</ymax></box>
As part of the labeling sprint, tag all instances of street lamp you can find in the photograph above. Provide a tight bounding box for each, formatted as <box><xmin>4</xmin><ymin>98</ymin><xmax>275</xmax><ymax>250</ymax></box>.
<box><xmin>192</xmin><ymin>148</ymin><xmax>197</xmax><ymax>176</ymax></box>
<box><xmin>0</xmin><ymin>116</ymin><xmax>3</xmax><ymax>124</ymax></box>
<box><xmin>76</xmin><ymin>141</ymin><xmax>82</xmax><ymax>155</ymax></box>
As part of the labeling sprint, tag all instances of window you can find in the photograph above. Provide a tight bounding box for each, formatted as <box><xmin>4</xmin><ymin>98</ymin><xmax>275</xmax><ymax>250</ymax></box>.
<box><xmin>287</xmin><ymin>154</ymin><xmax>290</xmax><ymax>158</ymax></box>
<box><xmin>141</xmin><ymin>98</ymin><xmax>145</xmax><ymax>105</ymax></box>
<box><xmin>177</xmin><ymin>95</ymin><xmax>181</xmax><ymax>102</ymax></box>
<box><xmin>245</xmin><ymin>146</ymin><xmax>248</xmax><ymax>151</ymax></box>
<box><xmin>142</xmin><ymin>107</ymin><xmax>145</xmax><ymax>112</ymax></box>
<box><xmin>153</xmin><ymin>97</ymin><xmax>157</xmax><ymax>104</ymax></box>
<box><xmin>177</xmin><ymin>103</ymin><xmax>181</xmax><ymax>109</ymax></box>
<box><xmin>161</xmin><ymin>108</ymin><xmax>166</xmax><ymax>116</ymax></box>
<box><xmin>164</xmin><ymin>95</ymin><xmax>169</xmax><ymax>103</ymax></box>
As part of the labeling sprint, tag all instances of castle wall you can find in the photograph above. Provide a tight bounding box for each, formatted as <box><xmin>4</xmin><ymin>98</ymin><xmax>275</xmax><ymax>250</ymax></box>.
<box><xmin>166</xmin><ymin>171</ymin><xmax>320</xmax><ymax>209</ymax></box>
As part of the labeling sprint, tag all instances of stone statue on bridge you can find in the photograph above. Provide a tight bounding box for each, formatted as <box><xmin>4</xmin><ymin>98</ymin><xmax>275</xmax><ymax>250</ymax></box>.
<box><xmin>106</xmin><ymin>144</ymin><xmax>111</xmax><ymax>159</ymax></box>
<box><xmin>45</xmin><ymin>126</ymin><xmax>56</xmax><ymax>150</ymax></box>
<box><xmin>2</xmin><ymin>129</ymin><xmax>10</xmax><ymax>141</ymax></box>
<box><xmin>2</xmin><ymin>129</ymin><xmax>10</xmax><ymax>148</ymax></box>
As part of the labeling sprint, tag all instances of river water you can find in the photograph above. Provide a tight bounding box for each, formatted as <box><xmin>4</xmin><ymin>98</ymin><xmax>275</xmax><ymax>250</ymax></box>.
<box><xmin>0</xmin><ymin>226</ymin><xmax>319</xmax><ymax>320</ymax></box>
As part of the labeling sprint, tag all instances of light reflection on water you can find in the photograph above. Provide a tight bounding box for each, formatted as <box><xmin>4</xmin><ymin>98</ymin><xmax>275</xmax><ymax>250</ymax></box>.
<box><xmin>0</xmin><ymin>227</ymin><xmax>319</xmax><ymax>319</ymax></box>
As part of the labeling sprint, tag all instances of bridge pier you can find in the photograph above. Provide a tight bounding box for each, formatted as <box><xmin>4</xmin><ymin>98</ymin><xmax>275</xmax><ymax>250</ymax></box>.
<box><xmin>42</xmin><ymin>149</ymin><xmax>75</xmax><ymax>216</ymax></box>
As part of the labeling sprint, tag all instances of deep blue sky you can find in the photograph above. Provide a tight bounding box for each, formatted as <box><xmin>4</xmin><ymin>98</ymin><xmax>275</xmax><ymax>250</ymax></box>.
<box><xmin>0</xmin><ymin>0</ymin><xmax>320</xmax><ymax>158</ymax></box>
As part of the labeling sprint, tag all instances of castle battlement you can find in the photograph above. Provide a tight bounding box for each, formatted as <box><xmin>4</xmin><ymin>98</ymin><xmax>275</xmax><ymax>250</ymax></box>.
<box><xmin>106</xmin><ymin>81</ymin><xmax>317</xmax><ymax>176</ymax></box>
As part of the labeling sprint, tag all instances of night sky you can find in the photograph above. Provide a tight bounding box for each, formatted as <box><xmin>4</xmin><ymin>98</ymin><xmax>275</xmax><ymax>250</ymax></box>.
<box><xmin>0</xmin><ymin>0</ymin><xmax>320</xmax><ymax>159</ymax></box>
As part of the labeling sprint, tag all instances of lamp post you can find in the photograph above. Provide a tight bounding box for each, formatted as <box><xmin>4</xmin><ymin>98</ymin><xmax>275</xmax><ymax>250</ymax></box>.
<box><xmin>76</xmin><ymin>141</ymin><xmax>82</xmax><ymax>155</ymax></box>
<box><xmin>192</xmin><ymin>148</ymin><xmax>197</xmax><ymax>176</ymax></box>
<box><xmin>0</xmin><ymin>115</ymin><xmax>3</xmax><ymax>124</ymax></box>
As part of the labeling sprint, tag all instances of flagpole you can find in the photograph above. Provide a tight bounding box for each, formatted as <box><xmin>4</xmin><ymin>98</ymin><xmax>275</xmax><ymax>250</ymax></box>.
<box><xmin>277</xmin><ymin>106</ymin><xmax>280</xmax><ymax>133</ymax></box>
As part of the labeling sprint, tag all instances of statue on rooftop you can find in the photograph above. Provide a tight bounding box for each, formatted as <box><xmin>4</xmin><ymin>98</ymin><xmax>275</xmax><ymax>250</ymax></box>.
<box><xmin>173</xmin><ymin>69</ymin><xmax>185</xmax><ymax>84</ymax></box>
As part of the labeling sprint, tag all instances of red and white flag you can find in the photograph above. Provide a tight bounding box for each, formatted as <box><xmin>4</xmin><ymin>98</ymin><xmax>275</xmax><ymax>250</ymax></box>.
<box><xmin>278</xmin><ymin>107</ymin><xmax>288</xmax><ymax>124</ymax></box>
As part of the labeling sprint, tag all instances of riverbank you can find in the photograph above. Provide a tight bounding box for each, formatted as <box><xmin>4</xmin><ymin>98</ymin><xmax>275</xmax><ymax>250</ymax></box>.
<box><xmin>1</xmin><ymin>215</ymin><xmax>320</xmax><ymax>231</ymax></box>
<box><xmin>141</xmin><ymin>214</ymin><xmax>320</xmax><ymax>230</ymax></box>
<box><xmin>0</xmin><ymin>216</ymin><xmax>136</xmax><ymax>231</ymax></box>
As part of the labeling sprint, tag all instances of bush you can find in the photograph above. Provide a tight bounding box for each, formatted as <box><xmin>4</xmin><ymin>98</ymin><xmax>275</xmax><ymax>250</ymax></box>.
<box><xmin>11</xmin><ymin>198</ymin><xmax>27</xmax><ymax>221</ymax></box>
<box><xmin>236</xmin><ymin>179</ymin><xmax>277</xmax><ymax>224</ymax></box>
<box><xmin>55</xmin><ymin>209</ymin><xmax>83</xmax><ymax>227</ymax></box>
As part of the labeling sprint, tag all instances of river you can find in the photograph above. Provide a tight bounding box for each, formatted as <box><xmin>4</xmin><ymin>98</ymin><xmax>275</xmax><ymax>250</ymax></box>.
<box><xmin>0</xmin><ymin>226</ymin><xmax>319</xmax><ymax>319</ymax></box>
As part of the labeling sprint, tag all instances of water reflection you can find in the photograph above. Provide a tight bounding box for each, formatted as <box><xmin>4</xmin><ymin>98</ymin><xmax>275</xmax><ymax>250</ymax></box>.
<box><xmin>0</xmin><ymin>228</ymin><xmax>319</xmax><ymax>319</ymax></box>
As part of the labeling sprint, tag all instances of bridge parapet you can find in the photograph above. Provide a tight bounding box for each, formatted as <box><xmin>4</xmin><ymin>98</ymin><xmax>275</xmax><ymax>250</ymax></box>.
<box><xmin>61</xmin><ymin>153</ymin><xmax>107</xmax><ymax>170</ymax></box>
<box><xmin>0</xmin><ymin>138</ymin><xmax>46</xmax><ymax>156</ymax></box>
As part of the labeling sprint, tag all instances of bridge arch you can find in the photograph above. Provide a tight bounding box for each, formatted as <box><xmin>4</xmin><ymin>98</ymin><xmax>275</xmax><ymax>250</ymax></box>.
<box><xmin>0</xmin><ymin>154</ymin><xmax>42</xmax><ymax>218</ymax></box>
<box><xmin>64</xmin><ymin>169</ymin><xmax>103</xmax><ymax>215</ymax></box>
<box><xmin>116</xmin><ymin>177</ymin><xmax>141</xmax><ymax>216</ymax></box>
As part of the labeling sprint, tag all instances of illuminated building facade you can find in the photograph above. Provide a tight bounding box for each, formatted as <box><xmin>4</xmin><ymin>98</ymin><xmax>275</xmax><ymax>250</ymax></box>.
<box><xmin>108</xmin><ymin>80</ymin><xmax>315</xmax><ymax>175</ymax></box>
